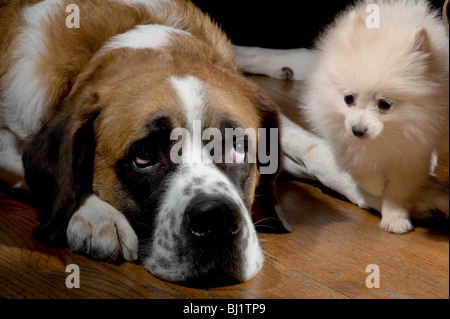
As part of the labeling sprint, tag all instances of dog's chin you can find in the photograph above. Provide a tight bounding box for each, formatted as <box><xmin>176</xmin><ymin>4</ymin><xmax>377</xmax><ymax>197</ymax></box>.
<box><xmin>142</xmin><ymin>252</ymin><xmax>263</xmax><ymax>287</ymax></box>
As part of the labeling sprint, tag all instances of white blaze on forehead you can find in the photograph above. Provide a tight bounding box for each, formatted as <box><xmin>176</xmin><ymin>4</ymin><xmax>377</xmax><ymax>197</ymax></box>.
<box><xmin>104</xmin><ymin>24</ymin><xmax>191</xmax><ymax>51</ymax></box>
<box><xmin>169</xmin><ymin>75</ymin><xmax>208</xmax><ymax>164</ymax></box>
<box><xmin>169</xmin><ymin>75</ymin><xmax>205</xmax><ymax>125</ymax></box>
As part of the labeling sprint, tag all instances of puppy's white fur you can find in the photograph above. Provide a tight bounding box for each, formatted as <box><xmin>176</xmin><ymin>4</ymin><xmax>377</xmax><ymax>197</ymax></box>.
<box><xmin>236</xmin><ymin>0</ymin><xmax>449</xmax><ymax>233</ymax></box>
<box><xmin>303</xmin><ymin>0</ymin><xmax>449</xmax><ymax>233</ymax></box>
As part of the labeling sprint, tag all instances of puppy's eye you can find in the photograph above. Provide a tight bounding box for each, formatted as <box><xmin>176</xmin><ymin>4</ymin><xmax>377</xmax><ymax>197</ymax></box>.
<box><xmin>134</xmin><ymin>147</ymin><xmax>156</xmax><ymax>169</ymax></box>
<box><xmin>229</xmin><ymin>139</ymin><xmax>246</xmax><ymax>163</ymax></box>
<box><xmin>344</xmin><ymin>94</ymin><xmax>355</xmax><ymax>106</ymax></box>
<box><xmin>378</xmin><ymin>100</ymin><xmax>392</xmax><ymax>111</ymax></box>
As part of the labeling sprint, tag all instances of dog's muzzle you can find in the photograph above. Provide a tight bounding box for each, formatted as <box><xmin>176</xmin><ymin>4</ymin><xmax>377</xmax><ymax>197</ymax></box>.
<box><xmin>141</xmin><ymin>164</ymin><xmax>263</xmax><ymax>285</ymax></box>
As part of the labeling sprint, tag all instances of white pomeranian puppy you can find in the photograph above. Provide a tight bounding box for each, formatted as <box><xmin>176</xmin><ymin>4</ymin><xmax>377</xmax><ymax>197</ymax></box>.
<box><xmin>301</xmin><ymin>0</ymin><xmax>449</xmax><ymax>233</ymax></box>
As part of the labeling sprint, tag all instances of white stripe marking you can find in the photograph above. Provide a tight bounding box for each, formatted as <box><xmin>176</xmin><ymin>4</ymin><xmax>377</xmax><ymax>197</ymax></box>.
<box><xmin>169</xmin><ymin>76</ymin><xmax>207</xmax><ymax>164</ymax></box>
<box><xmin>104</xmin><ymin>24</ymin><xmax>191</xmax><ymax>51</ymax></box>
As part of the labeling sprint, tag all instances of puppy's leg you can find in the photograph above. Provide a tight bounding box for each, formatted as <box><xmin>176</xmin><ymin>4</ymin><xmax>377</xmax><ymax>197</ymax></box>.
<box><xmin>280</xmin><ymin>114</ymin><xmax>381</xmax><ymax>210</ymax></box>
<box><xmin>380</xmin><ymin>200</ymin><xmax>414</xmax><ymax>234</ymax></box>
<box><xmin>67</xmin><ymin>194</ymin><xmax>138</xmax><ymax>261</ymax></box>
<box><xmin>0</xmin><ymin>129</ymin><xmax>28</xmax><ymax>190</ymax></box>
<box><xmin>379</xmin><ymin>168</ymin><xmax>420</xmax><ymax>234</ymax></box>
<box><xmin>233</xmin><ymin>46</ymin><xmax>319</xmax><ymax>81</ymax></box>
<box><xmin>353</xmin><ymin>169</ymin><xmax>386</xmax><ymax>198</ymax></box>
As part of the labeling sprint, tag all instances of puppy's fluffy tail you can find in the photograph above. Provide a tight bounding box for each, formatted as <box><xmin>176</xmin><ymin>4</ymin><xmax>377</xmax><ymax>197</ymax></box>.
<box><xmin>411</xmin><ymin>176</ymin><xmax>449</xmax><ymax>221</ymax></box>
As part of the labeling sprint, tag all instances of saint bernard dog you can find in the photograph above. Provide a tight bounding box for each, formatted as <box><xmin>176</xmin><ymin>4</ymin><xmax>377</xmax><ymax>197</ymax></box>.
<box><xmin>0</xmin><ymin>0</ymin><xmax>292</xmax><ymax>285</ymax></box>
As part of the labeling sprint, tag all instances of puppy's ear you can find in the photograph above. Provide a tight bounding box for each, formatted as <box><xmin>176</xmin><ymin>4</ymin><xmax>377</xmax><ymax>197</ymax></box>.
<box><xmin>23</xmin><ymin>104</ymin><xmax>100</xmax><ymax>246</ymax></box>
<box><xmin>350</xmin><ymin>10</ymin><xmax>365</xmax><ymax>35</ymax></box>
<box><xmin>406</xmin><ymin>26</ymin><xmax>430</xmax><ymax>54</ymax></box>
<box><xmin>342</xmin><ymin>10</ymin><xmax>365</xmax><ymax>46</ymax></box>
<box><xmin>254</xmin><ymin>92</ymin><xmax>293</xmax><ymax>233</ymax></box>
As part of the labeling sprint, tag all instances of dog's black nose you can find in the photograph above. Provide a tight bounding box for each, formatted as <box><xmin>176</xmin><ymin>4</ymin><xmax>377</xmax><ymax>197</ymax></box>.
<box><xmin>186</xmin><ymin>195</ymin><xmax>242</xmax><ymax>242</ymax></box>
<box><xmin>351</xmin><ymin>125</ymin><xmax>367</xmax><ymax>137</ymax></box>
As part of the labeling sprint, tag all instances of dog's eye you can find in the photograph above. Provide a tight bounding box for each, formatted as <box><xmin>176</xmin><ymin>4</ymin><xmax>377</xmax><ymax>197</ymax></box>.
<box><xmin>134</xmin><ymin>147</ymin><xmax>156</xmax><ymax>169</ymax></box>
<box><xmin>229</xmin><ymin>139</ymin><xmax>246</xmax><ymax>163</ymax></box>
<box><xmin>378</xmin><ymin>100</ymin><xmax>392</xmax><ymax>111</ymax></box>
<box><xmin>344</xmin><ymin>94</ymin><xmax>355</xmax><ymax>106</ymax></box>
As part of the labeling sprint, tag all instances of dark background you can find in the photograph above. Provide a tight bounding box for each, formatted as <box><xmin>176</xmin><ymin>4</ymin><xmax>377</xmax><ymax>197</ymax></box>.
<box><xmin>191</xmin><ymin>0</ymin><xmax>446</xmax><ymax>49</ymax></box>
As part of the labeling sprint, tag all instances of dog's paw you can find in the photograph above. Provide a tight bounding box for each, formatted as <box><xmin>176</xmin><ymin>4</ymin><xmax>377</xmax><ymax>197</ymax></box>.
<box><xmin>67</xmin><ymin>194</ymin><xmax>138</xmax><ymax>262</ymax></box>
<box><xmin>380</xmin><ymin>216</ymin><xmax>414</xmax><ymax>234</ymax></box>
<box><xmin>275</xmin><ymin>67</ymin><xmax>294</xmax><ymax>80</ymax></box>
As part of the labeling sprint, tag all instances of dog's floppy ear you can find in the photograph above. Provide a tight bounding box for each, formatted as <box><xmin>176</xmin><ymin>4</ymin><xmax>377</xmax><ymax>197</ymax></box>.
<box><xmin>23</xmin><ymin>103</ymin><xmax>100</xmax><ymax>246</ymax></box>
<box><xmin>254</xmin><ymin>92</ymin><xmax>293</xmax><ymax>233</ymax></box>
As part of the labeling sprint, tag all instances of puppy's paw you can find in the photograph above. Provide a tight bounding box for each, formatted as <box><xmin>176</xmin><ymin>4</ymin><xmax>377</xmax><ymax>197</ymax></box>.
<box><xmin>67</xmin><ymin>194</ymin><xmax>138</xmax><ymax>262</ymax></box>
<box><xmin>380</xmin><ymin>216</ymin><xmax>414</xmax><ymax>234</ymax></box>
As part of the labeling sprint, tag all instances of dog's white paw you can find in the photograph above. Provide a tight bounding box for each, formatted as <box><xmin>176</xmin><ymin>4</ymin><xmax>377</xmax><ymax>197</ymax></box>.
<box><xmin>380</xmin><ymin>216</ymin><xmax>414</xmax><ymax>234</ymax></box>
<box><xmin>67</xmin><ymin>194</ymin><xmax>138</xmax><ymax>261</ymax></box>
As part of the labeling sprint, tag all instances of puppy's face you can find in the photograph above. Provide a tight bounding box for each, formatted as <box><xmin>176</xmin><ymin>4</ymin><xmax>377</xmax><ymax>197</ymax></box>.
<box><xmin>309</xmin><ymin>22</ymin><xmax>443</xmax><ymax>145</ymax></box>
<box><xmin>340</xmin><ymin>92</ymin><xmax>388</xmax><ymax>140</ymax></box>
<box><xmin>316</xmin><ymin>62</ymin><xmax>434</xmax><ymax>143</ymax></box>
<box><xmin>85</xmin><ymin>61</ymin><xmax>269</xmax><ymax>283</ymax></box>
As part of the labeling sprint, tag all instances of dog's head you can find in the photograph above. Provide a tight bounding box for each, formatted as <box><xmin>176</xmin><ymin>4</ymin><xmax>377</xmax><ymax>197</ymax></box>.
<box><xmin>23</xmin><ymin>32</ymin><xmax>290</xmax><ymax>284</ymax></box>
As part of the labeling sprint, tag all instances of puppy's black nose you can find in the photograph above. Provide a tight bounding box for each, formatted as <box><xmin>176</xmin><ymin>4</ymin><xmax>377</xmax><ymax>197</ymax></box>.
<box><xmin>351</xmin><ymin>125</ymin><xmax>367</xmax><ymax>137</ymax></box>
<box><xmin>186</xmin><ymin>195</ymin><xmax>242</xmax><ymax>242</ymax></box>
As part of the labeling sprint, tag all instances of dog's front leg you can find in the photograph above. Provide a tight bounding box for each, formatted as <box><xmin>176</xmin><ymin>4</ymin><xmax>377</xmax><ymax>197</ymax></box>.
<box><xmin>67</xmin><ymin>194</ymin><xmax>138</xmax><ymax>262</ymax></box>
<box><xmin>280</xmin><ymin>114</ymin><xmax>381</xmax><ymax>211</ymax></box>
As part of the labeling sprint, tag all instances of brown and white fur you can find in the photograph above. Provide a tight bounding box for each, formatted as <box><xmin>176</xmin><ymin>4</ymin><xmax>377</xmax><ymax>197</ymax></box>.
<box><xmin>0</xmin><ymin>0</ymin><xmax>289</xmax><ymax>284</ymax></box>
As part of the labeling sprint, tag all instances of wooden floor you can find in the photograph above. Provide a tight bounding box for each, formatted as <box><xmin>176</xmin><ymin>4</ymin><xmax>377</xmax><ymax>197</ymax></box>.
<box><xmin>0</xmin><ymin>76</ymin><xmax>448</xmax><ymax>299</ymax></box>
